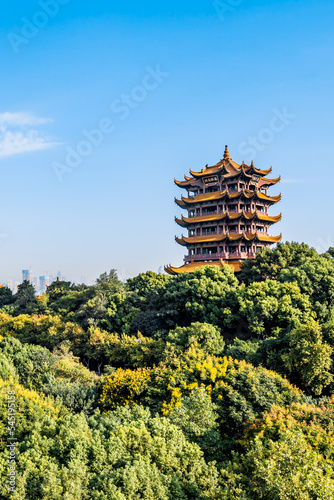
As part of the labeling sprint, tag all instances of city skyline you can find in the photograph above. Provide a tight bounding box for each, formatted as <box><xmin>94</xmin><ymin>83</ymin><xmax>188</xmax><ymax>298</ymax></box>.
<box><xmin>6</xmin><ymin>268</ymin><xmax>66</xmax><ymax>294</ymax></box>
<box><xmin>1</xmin><ymin>0</ymin><xmax>334</xmax><ymax>284</ymax></box>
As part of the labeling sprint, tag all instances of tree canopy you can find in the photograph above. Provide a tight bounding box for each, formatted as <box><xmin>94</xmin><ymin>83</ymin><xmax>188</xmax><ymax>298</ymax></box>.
<box><xmin>1</xmin><ymin>248</ymin><xmax>334</xmax><ymax>498</ymax></box>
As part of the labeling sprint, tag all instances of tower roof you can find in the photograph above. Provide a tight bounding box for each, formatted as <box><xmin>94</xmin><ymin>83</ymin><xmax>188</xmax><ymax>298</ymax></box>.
<box><xmin>175</xmin><ymin>212</ymin><xmax>282</xmax><ymax>227</ymax></box>
<box><xmin>175</xmin><ymin>190</ymin><xmax>281</xmax><ymax>207</ymax></box>
<box><xmin>175</xmin><ymin>233</ymin><xmax>282</xmax><ymax>246</ymax></box>
<box><xmin>174</xmin><ymin>149</ymin><xmax>274</xmax><ymax>187</ymax></box>
<box><xmin>164</xmin><ymin>260</ymin><xmax>243</xmax><ymax>275</ymax></box>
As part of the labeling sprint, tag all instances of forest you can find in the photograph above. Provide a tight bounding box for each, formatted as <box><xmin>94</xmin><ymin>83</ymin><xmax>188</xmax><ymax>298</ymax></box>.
<box><xmin>1</xmin><ymin>241</ymin><xmax>334</xmax><ymax>499</ymax></box>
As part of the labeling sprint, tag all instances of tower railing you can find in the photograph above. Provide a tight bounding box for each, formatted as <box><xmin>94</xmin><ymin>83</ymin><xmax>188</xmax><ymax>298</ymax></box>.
<box><xmin>186</xmin><ymin>229</ymin><xmax>267</xmax><ymax>238</ymax></box>
<box><xmin>184</xmin><ymin>251</ymin><xmax>257</xmax><ymax>262</ymax></box>
<box><xmin>186</xmin><ymin>208</ymin><xmax>269</xmax><ymax>217</ymax></box>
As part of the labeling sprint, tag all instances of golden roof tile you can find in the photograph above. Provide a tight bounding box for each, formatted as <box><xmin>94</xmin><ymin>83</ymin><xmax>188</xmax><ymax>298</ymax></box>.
<box><xmin>256</xmin><ymin>233</ymin><xmax>282</xmax><ymax>243</ymax></box>
<box><xmin>179</xmin><ymin>190</ymin><xmax>227</xmax><ymax>204</ymax></box>
<box><xmin>164</xmin><ymin>260</ymin><xmax>242</xmax><ymax>275</ymax></box>
<box><xmin>178</xmin><ymin>212</ymin><xmax>281</xmax><ymax>225</ymax></box>
<box><xmin>177</xmin><ymin>234</ymin><xmax>228</xmax><ymax>244</ymax></box>
<box><xmin>175</xmin><ymin>231</ymin><xmax>282</xmax><ymax>246</ymax></box>
<box><xmin>174</xmin><ymin>177</ymin><xmax>195</xmax><ymax>188</ymax></box>
<box><xmin>257</xmin><ymin>192</ymin><xmax>281</xmax><ymax>203</ymax></box>
<box><xmin>175</xmin><ymin>217</ymin><xmax>187</xmax><ymax>228</ymax></box>
<box><xmin>181</xmin><ymin>213</ymin><xmax>227</xmax><ymax>224</ymax></box>
<box><xmin>260</xmin><ymin>176</ymin><xmax>281</xmax><ymax>186</ymax></box>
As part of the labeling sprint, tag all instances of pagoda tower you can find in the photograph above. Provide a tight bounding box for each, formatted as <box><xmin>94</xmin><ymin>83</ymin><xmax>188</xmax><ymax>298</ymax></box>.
<box><xmin>165</xmin><ymin>146</ymin><xmax>282</xmax><ymax>275</ymax></box>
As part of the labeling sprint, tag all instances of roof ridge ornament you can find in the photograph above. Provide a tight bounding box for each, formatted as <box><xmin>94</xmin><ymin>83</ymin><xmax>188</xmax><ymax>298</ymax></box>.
<box><xmin>223</xmin><ymin>145</ymin><xmax>230</xmax><ymax>160</ymax></box>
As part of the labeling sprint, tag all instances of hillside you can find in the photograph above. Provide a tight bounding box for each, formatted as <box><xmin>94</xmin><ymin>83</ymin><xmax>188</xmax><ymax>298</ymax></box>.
<box><xmin>1</xmin><ymin>242</ymin><xmax>334</xmax><ymax>499</ymax></box>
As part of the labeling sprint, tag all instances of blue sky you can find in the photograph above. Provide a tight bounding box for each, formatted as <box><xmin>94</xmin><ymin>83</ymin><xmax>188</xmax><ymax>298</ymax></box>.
<box><xmin>0</xmin><ymin>0</ymin><xmax>333</xmax><ymax>285</ymax></box>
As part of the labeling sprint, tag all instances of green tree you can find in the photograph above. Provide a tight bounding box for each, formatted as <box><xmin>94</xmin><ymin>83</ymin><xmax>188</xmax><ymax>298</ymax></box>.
<box><xmin>220</xmin><ymin>430</ymin><xmax>334</xmax><ymax>499</ymax></box>
<box><xmin>0</xmin><ymin>286</ymin><xmax>14</xmax><ymax>308</ymax></box>
<box><xmin>126</xmin><ymin>271</ymin><xmax>172</xmax><ymax>336</ymax></box>
<box><xmin>155</xmin><ymin>265</ymin><xmax>239</xmax><ymax>331</ymax></box>
<box><xmin>219</xmin><ymin>399</ymin><xmax>334</xmax><ymax>499</ymax></box>
<box><xmin>96</xmin><ymin>269</ymin><xmax>124</xmax><ymax>293</ymax></box>
<box><xmin>237</xmin><ymin>280</ymin><xmax>314</xmax><ymax>337</ymax></box>
<box><xmin>0</xmin><ymin>337</ymin><xmax>100</xmax><ymax>414</ymax></box>
<box><xmin>240</xmin><ymin>241</ymin><xmax>334</xmax><ymax>322</ymax></box>
<box><xmin>45</xmin><ymin>279</ymin><xmax>72</xmax><ymax>302</ymax></box>
<box><xmin>0</xmin><ymin>380</ymin><xmax>222</xmax><ymax>499</ymax></box>
<box><xmin>102</xmin><ymin>331</ymin><xmax>164</xmax><ymax>368</ymax></box>
<box><xmin>14</xmin><ymin>280</ymin><xmax>38</xmax><ymax>314</ymax></box>
<box><xmin>224</xmin><ymin>338</ymin><xmax>260</xmax><ymax>363</ymax></box>
<box><xmin>0</xmin><ymin>312</ymin><xmax>87</xmax><ymax>354</ymax></box>
<box><xmin>0</xmin><ymin>336</ymin><xmax>55</xmax><ymax>390</ymax></box>
<box><xmin>125</xmin><ymin>271</ymin><xmax>170</xmax><ymax>298</ymax></box>
<box><xmin>47</xmin><ymin>285</ymin><xmax>95</xmax><ymax>321</ymax></box>
<box><xmin>0</xmin><ymin>353</ymin><xmax>17</xmax><ymax>381</ymax></box>
<box><xmin>168</xmin><ymin>386</ymin><xmax>223</xmax><ymax>463</ymax></box>
<box><xmin>327</xmin><ymin>247</ymin><xmax>334</xmax><ymax>258</ymax></box>
<box><xmin>239</xmin><ymin>241</ymin><xmax>318</xmax><ymax>284</ymax></box>
<box><xmin>41</xmin><ymin>376</ymin><xmax>100</xmax><ymax>415</ymax></box>
<box><xmin>281</xmin><ymin>320</ymin><xmax>333</xmax><ymax>395</ymax></box>
<box><xmin>214</xmin><ymin>358</ymin><xmax>307</xmax><ymax>448</ymax></box>
<box><xmin>164</xmin><ymin>322</ymin><xmax>225</xmax><ymax>358</ymax></box>
<box><xmin>87</xmin><ymin>406</ymin><xmax>221</xmax><ymax>499</ymax></box>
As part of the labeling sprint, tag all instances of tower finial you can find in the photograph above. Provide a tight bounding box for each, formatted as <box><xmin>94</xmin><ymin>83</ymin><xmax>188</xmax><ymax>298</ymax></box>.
<box><xmin>224</xmin><ymin>145</ymin><xmax>230</xmax><ymax>159</ymax></box>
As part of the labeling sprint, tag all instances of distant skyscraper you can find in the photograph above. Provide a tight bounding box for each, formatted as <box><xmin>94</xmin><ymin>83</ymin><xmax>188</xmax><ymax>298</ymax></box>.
<box><xmin>22</xmin><ymin>269</ymin><xmax>33</xmax><ymax>284</ymax></box>
<box><xmin>39</xmin><ymin>276</ymin><xmax>51</xmax><ymax>294</ymax></box>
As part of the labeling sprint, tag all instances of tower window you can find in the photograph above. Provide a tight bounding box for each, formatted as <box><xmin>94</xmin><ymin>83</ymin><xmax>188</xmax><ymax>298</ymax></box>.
<box><xmin>202</xmin><ymin>226</ymin><xmax>217</xmax><ymax>234</ymax></box>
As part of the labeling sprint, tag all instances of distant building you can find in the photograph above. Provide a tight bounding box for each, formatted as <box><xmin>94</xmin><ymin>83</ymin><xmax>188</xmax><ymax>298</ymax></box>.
<box><xmin>22</xmin><ymin>269</ymin><xmax>33</xmax><ymax>284</ymax></box>
<box><xmin>39</xmin><ymin>276</ymin><xmax>51</xmax><ymax>294</ymax></box>
<box><xmin>165</xmin><ymin>145</ymin><xmax>282</xmax><ymax>275</ymax></box>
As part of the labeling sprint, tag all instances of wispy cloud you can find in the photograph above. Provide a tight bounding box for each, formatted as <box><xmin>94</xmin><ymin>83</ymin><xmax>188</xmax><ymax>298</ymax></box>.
<box><xmin>280</xmin><ymin>178</ymin><xmax>303</xmax><ymax>184</ymax></box>
<box><xmin>0</xmin><ymin>112</ymin><xmax>61</xmax><ymax>158</ymax></box>
<box><xmin>0</xmin><ymin>112</ymin><xmax>52</xmax><ymax>127</ymax></box>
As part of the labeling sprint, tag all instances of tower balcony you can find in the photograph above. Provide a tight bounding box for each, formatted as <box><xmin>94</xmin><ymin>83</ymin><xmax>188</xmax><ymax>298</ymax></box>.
<box><xmin>184</xmin><ymin>251</ymin><xmax>257</xmax><ymax>263</ymax></box>
<box><xmin>187</xmin><ymin>228</ymin><xmax>265</xmax><ymax>238</ymax></box>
